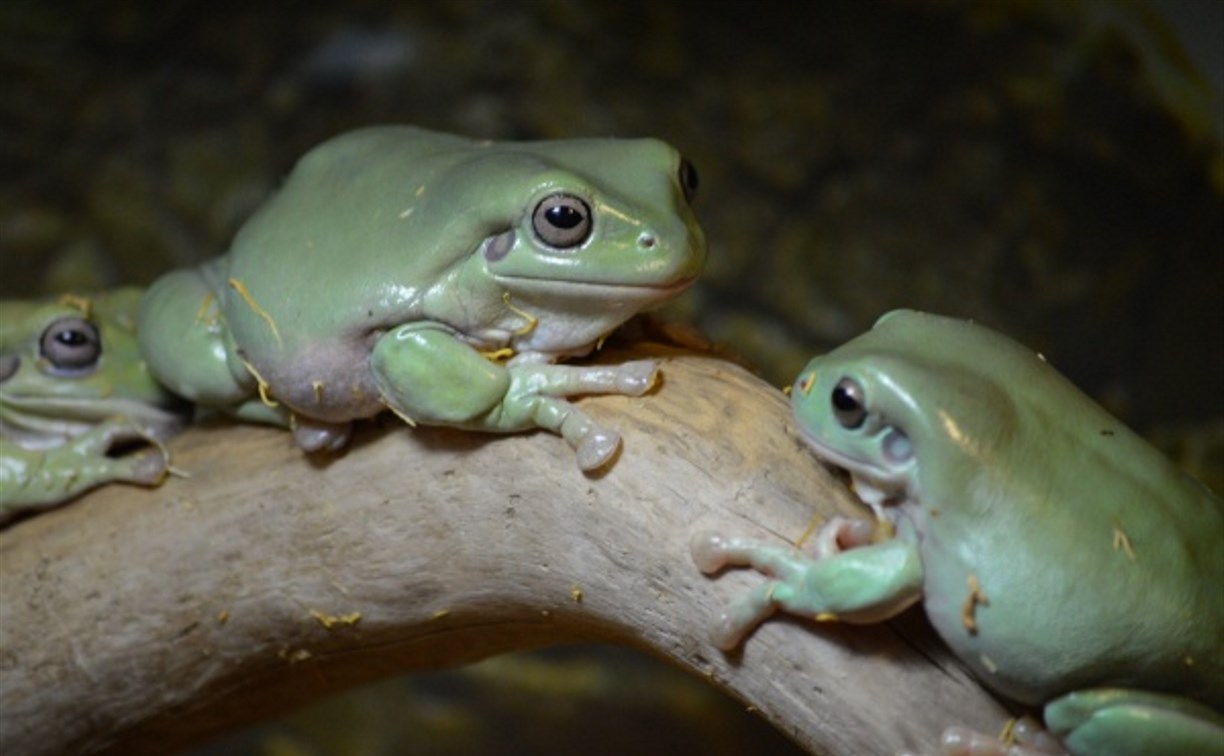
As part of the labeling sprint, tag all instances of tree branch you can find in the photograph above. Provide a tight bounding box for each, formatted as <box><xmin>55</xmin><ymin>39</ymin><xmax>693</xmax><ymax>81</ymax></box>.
<box><xmin>0</xmin><ymin>346</ymin><xmax>1010</xmax><ymax>755</ymax></box>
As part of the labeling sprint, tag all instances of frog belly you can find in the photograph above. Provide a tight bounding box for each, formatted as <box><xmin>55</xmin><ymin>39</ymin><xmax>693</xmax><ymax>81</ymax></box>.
<box><xmin>922</xmin><ymin>548</ymin><xmax>1220</xmax><ymax>708</ymax></box>
<box><xmin>259</xmin><ymin>341</ymin><xmax>385</xmax><ymax>423</ymax></box>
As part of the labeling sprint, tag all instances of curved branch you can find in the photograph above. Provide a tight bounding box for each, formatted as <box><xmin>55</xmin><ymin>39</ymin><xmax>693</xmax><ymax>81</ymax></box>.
<box><xmin>0</xmin><ymin>346</ymin><xmax>1010</xmax><ymax>755</ymax></box>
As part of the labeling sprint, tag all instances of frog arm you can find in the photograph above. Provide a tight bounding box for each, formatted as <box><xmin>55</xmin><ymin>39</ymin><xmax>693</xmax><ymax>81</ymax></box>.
<box><xmin>938</xmin><ymin>690</ymin><xmax>1224</xmax><ymax>756</ymax></box>
<box><xmin>1043</xmin><ymin>689</ymin><xmax>1224</xmax><ymax>756</ymax></box>
<box><xmin>0</xmin><ymin>423</ymin><xmax>168</xmax><ymax>520</ymax></box>
<box><xmin>371</xmin><ymin>324</ymin><xmax>659</xmax><ymax>471</ymax></box>
<box><xmin>691</xmin><ymin>528</ymin><xmax>925</xmax><ymax>650</ymax></box>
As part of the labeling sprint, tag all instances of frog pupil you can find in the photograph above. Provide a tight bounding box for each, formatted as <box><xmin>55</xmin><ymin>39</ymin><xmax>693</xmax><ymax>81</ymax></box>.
<box><xmin>56</xmin><ymin>330</ymin><xmax>89</xmax><ymax>347</ymax></box>
<box><xmin>545</xmin><ymin>205</ymin><xmax>583</xmax><ymax>229</ymax></box>
<box><xmin>831</xmin><ymin>378</ymin><xmax>867</xmax><ymax>429</ymax></box>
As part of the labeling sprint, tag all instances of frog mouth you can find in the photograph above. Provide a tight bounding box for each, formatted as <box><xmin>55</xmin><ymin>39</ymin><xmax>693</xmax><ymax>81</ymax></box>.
<box><xmin>797</xmin><ymin>431</ymin><xmax>911</xmax><ymax>495</ymax></box>
<box><xmin>493</xmin><ymin>275</ymin><xmax>697</xmax><ymax>300</ymax></box>
<box><xmin>1</xmin><ymin>392</ymin><xmax>189</xmax><ymax>448</ymax></box>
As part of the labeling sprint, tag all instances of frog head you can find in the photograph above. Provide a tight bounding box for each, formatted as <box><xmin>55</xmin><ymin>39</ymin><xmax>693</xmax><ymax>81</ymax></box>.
<box><xmin>790</xmin><ymin>310</ymin><xmax>1018</xmax><ymax>510</ymax></box>
<box><xmin>1</xmin><ymin>288</ymin><xmax>188</xmax><ymax>449</ymax></box>
<box><xmin>420</xmin><ymin>136</ymin><xmax>707</xmax><ymax>356</ymax></box>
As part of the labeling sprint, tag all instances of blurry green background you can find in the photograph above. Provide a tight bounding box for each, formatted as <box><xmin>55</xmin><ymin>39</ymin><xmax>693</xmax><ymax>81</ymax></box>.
<box><xmin>2</xmin><ymin>1</ymin><xmax>1220</xmax><ymax>754</ymax></box>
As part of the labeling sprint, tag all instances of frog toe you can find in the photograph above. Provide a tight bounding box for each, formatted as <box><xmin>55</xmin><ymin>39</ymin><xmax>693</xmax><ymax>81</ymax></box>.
<box><xmin>710</xmin><ymin>610</ymin><xmax>750</xmax><ymax>652</ymax></box>
<box><xmin>614</xmin><ymin>359</ymin><xmax>659</xmax><ymax>395</ymax></box>
<box><xmin>575</xmin><ymin>428</ymin><xmax>621</xmax><ymax>471</ymax></box>
<box><xmin>939</xmin><ymin>720</ymin><xmax>1060</xmax><ymax>755</ymax></box>
<box><xmin>292</xmin><ymin>419</ymin><xmax>352</xmax><ymax>453</ymax></box>
<box><xmin>690</xmin><ymin>532</ymin><xmax>734</xmax><ymax>574</ymax></box>
<box><xmin>123</xmin><ymin>447</ymin><xmax>170</xmax><ymax>486</ymax></box>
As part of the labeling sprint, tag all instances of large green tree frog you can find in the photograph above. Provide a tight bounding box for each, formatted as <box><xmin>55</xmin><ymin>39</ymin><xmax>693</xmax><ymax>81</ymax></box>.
<box><xmin>692</xmin><ymin>310</ymin><xmax>1222</xmax><ymax>755</ymax></box>
<box><xmin>138</xmin><ymin>125</ymin><xmax>705</xmax><ymax>470</ymax></box>
<box><xmin>1</xmin><ymin>289</ymin><xmax>188</xmax><ymax>523</ymax></box>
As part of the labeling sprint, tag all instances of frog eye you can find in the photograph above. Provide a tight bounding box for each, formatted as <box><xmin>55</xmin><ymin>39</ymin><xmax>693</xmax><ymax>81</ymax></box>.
<box><xmin>831</xmin><ymin>378</ymin><xmax>867</xmax><ymax>429</ymax></box>
<box><xmin>532</xmin><ymin>193</ymin><xmax>592</xmax><ymax>249</ymax></box>
<box><xmin>679</xmin><ymin>158</ymin><xmax>699</xmax><ymax>204</ymax></box>
<box><xmin>40</xmin><ymin>317</ymin><xmax>102</xmax><ymax>373</ymax></box>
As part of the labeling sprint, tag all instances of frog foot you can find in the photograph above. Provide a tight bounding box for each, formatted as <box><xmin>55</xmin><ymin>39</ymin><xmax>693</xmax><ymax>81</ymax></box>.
<box><xmin>939</xmin><ymin>717</ymin><xmax>1062</xmax><ymax>755</ymax></box>
<box><xmin>519</xmin><ymin>360</ymin><xmax>658</xmax><ymax>470</ymax></box>
<box><xmin>57</xmin><ymin>424</ymin><xmax>168</xmax><ymax>498</ymax></box>
<box><xmin>808</xmin><ymin>515</ymin><xmax>877</xmax><ymax>558</ymax></box>
<box><xmin>291</xmin><ymin>417</ymin><xmax>353</xmax><ymax>453</ymax></box>
<box><xmin>689</xmin><ymin>532</ymin><xmax>790</xmax><ymax>650</ymax></box>
<box><xmin>2</xmin><ymin>421</ymin><xmax>172</xmax><ymax>519</ymax></box>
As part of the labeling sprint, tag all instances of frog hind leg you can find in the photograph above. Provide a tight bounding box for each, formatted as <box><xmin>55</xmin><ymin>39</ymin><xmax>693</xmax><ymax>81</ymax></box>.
<box><xmin>370</xmin><ymin>325</ymin><xmax>656</xmax><ymax>470</ymax></box>
<box><xmin>1043</xmin><ymin>688</ymin><xmax>1224</xmax><ymax>756</ymax></box>
<box><xmin>139</xmin><ymin>262</ymin><xmax>260</xmax><ymax>411</ymax></box>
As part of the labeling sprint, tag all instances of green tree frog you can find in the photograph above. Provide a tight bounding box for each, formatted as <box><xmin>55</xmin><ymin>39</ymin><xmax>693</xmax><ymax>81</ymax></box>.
<box><xmin>692</xmin><ymin>310</ymin><xmax>1223</xmax><ymax>755</ymax></box>
<box><xmin>138</xmin><ymin>125</ymin><xmax>706</xmax><ymax>470</ymax></box>
<box><xmin>1</xmin><ymin>289</ymin><xmax>188</xmax><ymax>522</ymax></box>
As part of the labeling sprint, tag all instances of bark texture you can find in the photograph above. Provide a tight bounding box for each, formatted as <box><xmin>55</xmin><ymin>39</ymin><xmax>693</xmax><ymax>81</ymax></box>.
<box><xmin>0</xmin><ymin>347</ymin><xmax>1010</xmax><ymax>754</ymax></box>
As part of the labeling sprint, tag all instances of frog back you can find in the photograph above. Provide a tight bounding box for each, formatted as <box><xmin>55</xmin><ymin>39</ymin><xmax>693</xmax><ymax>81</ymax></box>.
<box><xmin>887</xmin><ymin>312</ymin><xmax>1224</xmax><ymax>707</ymax></box>
<box><xmin>219</xmin><ymin>127</ymin><xmax>481</xmax><ymax>356</ymax></box>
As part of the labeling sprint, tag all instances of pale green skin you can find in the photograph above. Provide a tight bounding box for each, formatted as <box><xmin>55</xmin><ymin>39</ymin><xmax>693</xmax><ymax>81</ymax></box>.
<box><xmin>693</xmin><ymin>310</ymin><xmax>1223</xmax><ymax>755</ymax></box>
<box><xmin>139</xmin><ymin>125</ymin><xmax>706</xmax><ymax>469</ymax></box>
<box><xmin>1</xmin><ymin>288</ymin><xmax>187</xmax><ymax>522</ymax></box>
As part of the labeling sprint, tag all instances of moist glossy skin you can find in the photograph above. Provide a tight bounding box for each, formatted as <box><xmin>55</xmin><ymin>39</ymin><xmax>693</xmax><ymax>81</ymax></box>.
<box><xmin>693</xmin><ymin>310</ymin><xmax>1223</xmax><ymax>755</ymax></box>
<box><xmin>1</xmin><ymin>289</ymin><xmax>187</xmax><ymax>522</ymax></box>
<box><xmin>139</xmin><ymin>125</ymin><xmax>706</xmax><ymax>469</ymax></box>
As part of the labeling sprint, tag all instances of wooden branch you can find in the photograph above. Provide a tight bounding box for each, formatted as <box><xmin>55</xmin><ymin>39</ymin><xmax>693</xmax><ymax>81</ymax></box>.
<box><xmin>0</xmin><ymin>346</ymin><xmax>1011</xmax><ymax>755</ymax></box>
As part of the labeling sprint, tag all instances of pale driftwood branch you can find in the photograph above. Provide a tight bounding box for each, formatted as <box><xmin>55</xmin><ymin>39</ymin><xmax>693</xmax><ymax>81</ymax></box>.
<box><xmin>0</xmin><ymin>346</ymin><xmax>1011</xmax><ymax>755</ymax></box>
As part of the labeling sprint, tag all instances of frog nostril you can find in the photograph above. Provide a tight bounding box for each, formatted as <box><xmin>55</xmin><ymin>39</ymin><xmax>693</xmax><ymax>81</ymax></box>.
<box><xmin>638</xmin><ymin>233</ymin><xmax>656</xmax><ymax>250</ymax></box>
<box><xmin>0</xmin><ymin>354</ymin><xmax>18</xmax><ymax>383</ymax></box>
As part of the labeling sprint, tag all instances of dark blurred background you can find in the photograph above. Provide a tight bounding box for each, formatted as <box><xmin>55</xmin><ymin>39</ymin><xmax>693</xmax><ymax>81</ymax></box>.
<box><xmin>2</xmin><ymin>1</ymin><xmax>1220</xmax><ymax>754</ymax></box>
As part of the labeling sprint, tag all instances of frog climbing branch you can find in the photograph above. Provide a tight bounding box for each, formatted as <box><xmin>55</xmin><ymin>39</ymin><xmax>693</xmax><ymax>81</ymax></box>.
<box><xmin>0</xmin><ymin>348</ymin><xmax>1011</xmax><ymax>756</ymax></box>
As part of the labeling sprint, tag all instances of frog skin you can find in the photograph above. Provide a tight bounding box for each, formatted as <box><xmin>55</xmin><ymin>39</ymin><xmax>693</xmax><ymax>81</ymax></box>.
<box><xmin>138</xmin><ymin>125</ymin><xmax>706</xmax><ymax>470</ymax></box>
<box><xmin>1</xmin><ymin>289</ymin><xmax>189</xmax><ymax>523</ymax></box>
<box><xmin>691</xmin><ymin>310</ymin><xmax>1223</xmax><ymax>755</ymax></box>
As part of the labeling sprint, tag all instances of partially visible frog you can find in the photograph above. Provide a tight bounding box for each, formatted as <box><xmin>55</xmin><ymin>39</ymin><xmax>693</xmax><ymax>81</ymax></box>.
<box><xmin>139</xmin><ymin>125</ymin><xmax>706</xmax><ymax>470</ymax></box>
<box><xmin>692</xmin><ymin>310</ymin><xmax>1223</xmax><ymax>755</ymax></box>
<box><xmin>1</xmin><ymin>289</ymin><xmax>189</xmax><ymax>523</ymax></box>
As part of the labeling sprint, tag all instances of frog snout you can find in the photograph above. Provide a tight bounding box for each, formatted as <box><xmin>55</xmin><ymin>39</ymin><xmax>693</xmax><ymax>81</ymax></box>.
<box><xmin>0</xmin><ymin>354</ymin><xmax>17</xmax><ymax>383</ymax></box>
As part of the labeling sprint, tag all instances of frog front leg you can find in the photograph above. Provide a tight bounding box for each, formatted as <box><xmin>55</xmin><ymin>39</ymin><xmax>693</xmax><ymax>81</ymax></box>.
<box><xmin>0</xmin><ymin>421</ymin><xmax>168</xmax><ymax>522</ymax></box>
<box><xmin>942</xmin><ymin>689</ymin><xmax>1224</xmax><ymax>756</ymax></box>
<box><xmin>691</xmin><ymin>525</ymin><xmax>925</xmax><ymax>650</ymax></box>
<box><xmin>370</xmin><ymin>325</ymin><xmax>658</xmax><ymax>470</ymax></box>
